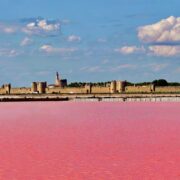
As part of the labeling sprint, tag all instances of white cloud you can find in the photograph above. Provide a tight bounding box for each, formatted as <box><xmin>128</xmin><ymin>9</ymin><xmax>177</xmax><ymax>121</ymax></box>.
<box><xmin>115</xmin><ymin>44</ymin><xmax>180</xmax><ymax>57</ymax></box>
<box><xmin>2</xmin><ymin>27</ymin><xmax>16</xmax><ymax>34</ymax></box>
<box><xmin>40</xmin><ymin>45</ymin><xmax>77</xmax><ymax>54</ymax></box>
<box><xmin>20</xmin><ymin>37</ymin><xmax>33</xmax><ymax>46</ymax></box>
<box><xmin>0</xmin><ymin>48</ymin><xmax>21</xmax><ymax>57</ymax></box>
<box><xmin>138</xmin><ymin>16</ymin><xmax>180</xmax><ymax>43</ymax></box>
<box><xmin>148</xmin><ymin>45</ymin><xmax>180</xmax><ymax>57</ymax></box>
<box><xmin>115</xmin><ymin>46</ymin><xmax>145</xmax><ymax>55</ymax></box>
<box><xmin>116</xmin><ymin>16</ymin><xmax>180</xmax><ymax>57</ymax></box>
<box><xmin>38</xmin><ymin>20</ymin><xmax>59</xmax><ymax>31</ymax></box>
<box><xmin>0</xmin><ymin>18</ymin><xmax>61</xmax><ymax>36</ymax></box>
<box><xmin>22</xmin><ymin>19</ymin><xmax>60</xmax><ymax>35</ymax></box>
<box><xmin>0</xmin><ymin>24</ymin><xmax>17</xmax><ymax>34</ymax></box>
<box><xmin>67</xmin><ymin>35</ymin><xmax>81</xmax><ymax>42</ymax></box>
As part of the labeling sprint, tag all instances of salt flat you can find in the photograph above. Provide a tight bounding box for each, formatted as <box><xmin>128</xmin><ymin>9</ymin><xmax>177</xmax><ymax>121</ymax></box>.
<box><xmin>0</xmin><ymin>102</ymin><xmax>179</xmax><ymax>179</ymax></box>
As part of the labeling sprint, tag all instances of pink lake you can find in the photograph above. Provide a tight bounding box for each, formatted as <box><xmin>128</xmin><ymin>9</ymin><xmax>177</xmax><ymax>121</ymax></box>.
<box><xmin>0</xmin><ymin>102</ymin><xmax>180</xmax><ymax>179</ymax></box>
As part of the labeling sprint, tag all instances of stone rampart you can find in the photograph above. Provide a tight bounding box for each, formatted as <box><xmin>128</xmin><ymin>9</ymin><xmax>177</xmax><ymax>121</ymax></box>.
<box><xmin>125</xmin><ymin>85</ymin><xmax>153</xmax><ymax>93</ymax></box>
<box><xmin>10</xmin><ymin>88</ymin><xmax>31</xmax><ymax>94</ymax></box>
<box><xmin>155</xmin><ymin>86</ymin><xmax>180</xmax><ymax>93</ymax></box>
<box><xmin>91</xmin><ymin>86</ymin><xmax>110</xmax><ymax>93</ymax></box>
<box><xmin>46</xmin><ymin>87</ymin><xmax>86</xmax><ymax>94</ymax></box>
<box><xmin>0</xmin><ymin>88</ymin><xmax>6</xmax><ymax>95</ymax></box>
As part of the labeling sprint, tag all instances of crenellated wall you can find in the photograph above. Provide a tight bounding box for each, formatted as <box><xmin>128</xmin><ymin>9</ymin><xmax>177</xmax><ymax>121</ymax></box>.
<box><xmin>46</xmin><ymin>86</ymin><xmax>110</xmax><ymax>94</ymax></box>
<box><xmin>0</xmin><ymin>88</ymin><xmax>7</xmax><ymax>95</ymax></box>
<box><xmin>91</xmin><ymin>86</ymin><xmax>110</xmax><ymax>93</ymax></box>
<box><xmin>125</xmin><ymin>85</ymin><xmax>180</xmax><ymax>93</ymax></box>
<box><xmin>0</xmin><ymin>81</ymin><xmax>180</xmax><ymax>95</ymax></box>
<box><xmin>46</xmin><ymin>87</ymin><xmax>87</xmax><ymax>94</ymax></box>
<box><xmin>155</xmin><ymin>86</ymin><xmax>180</xmax><ymax>93</ymax></box>
<box><xmin>125</xmin><ymin>85</ymin><xmax>153</xmax><ymax>93</ymax></box>
<box><xmin>10</xmin><ymin>88</ymin><xmax>32</xmax><ymax>94</ymax></box>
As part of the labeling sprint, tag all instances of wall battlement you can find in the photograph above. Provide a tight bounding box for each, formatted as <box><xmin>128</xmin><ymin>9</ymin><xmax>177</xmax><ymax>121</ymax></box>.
<box><xmin>0</xmin><ymin>80</ymin><xmax>180</xmax><ymax>95</ymax></box>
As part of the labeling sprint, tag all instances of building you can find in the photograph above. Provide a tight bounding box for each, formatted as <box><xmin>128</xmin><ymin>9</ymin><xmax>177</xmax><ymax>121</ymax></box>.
<box><xmin>31</xmin><ymin>82</ymin><xmax>47</xmax><ymax>94</ymax></box>
<box><xmin>48</xmin><ymin>72</ymin><xmax>67</xmax><ymax>88</ymax></box>
<box><xmin>0</xmin><ymin>72</ymin><xmax>180</xmax><ymax>95</ymax></box>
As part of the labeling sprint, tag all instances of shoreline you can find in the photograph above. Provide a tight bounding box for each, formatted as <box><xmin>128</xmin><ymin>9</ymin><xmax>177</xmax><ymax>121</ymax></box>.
<box><xmin>1</xmin><ymin>94</ymin><xmax>180</xmax><ymax>102</ymax></box>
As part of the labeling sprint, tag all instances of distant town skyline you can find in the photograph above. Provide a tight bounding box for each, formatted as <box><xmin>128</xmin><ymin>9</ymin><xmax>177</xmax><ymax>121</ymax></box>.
<box><xmin>0</xmin><ymin>0</ymin><xmax>180</xmax><ymax>86</ymax></box>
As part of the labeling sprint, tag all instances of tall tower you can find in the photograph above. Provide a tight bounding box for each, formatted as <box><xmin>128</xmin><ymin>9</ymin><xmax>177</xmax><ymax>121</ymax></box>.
<box><xmin>55</xmin><ymin>72</ymin><xmax>61</xmax><ymax>86</ymax></box>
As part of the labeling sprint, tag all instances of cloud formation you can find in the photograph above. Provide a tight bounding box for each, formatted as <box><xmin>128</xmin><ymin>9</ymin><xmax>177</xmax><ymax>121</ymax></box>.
<box><xmin>40</xmin><ymin>45</ymin><xmax>77</xmax><ymax>54</ymax></box>
<box><xmin>115</xmin><ymin>16</ymin><xmax>180</xmax><ymax>57</ymax></box>
<box><xmin>115</xmin><ymin>46</ymin><xmax>145</xmax><ymax>55</ymax></box>
<box><xmin>138</xmin><ymin>16</ymin><xmax>180</xmax><ymax>44</ymax></box>
<box><xmin>0</xmin><ymin>18</ymin><xmax>61</xmax><ymax>36</ymax></box>
<box><xmin>67</xmin><ymin>35</ymin><xmax>81</xmax><ymax>42</ymax></box>
<box><xmin>0</xmin><ymin>48</ymin><xmax>20</xmax><ymax>57</ymax></box>
<box><xmin>0</xmin><ymin>23</ymin><xmax>17</xmax><ymax>34</ymax></box>
<box><xmin>117</xmin><ymin>45</ymin><xmax>180</xmax><ymax>57</ymax></box>
<box><xmin>20</xmin><ymin>37</ymin><xmax>33</xmax><ymax>46</ymax></box>
<box><xmin>148</xmin><ymin>45</ymin><xmax>180</xmax><ymax>57</ymax></box>
<box><xmin>22</xmin><ymin>19</ymin><xmax>60</xmax><ymax>36</ymax></box>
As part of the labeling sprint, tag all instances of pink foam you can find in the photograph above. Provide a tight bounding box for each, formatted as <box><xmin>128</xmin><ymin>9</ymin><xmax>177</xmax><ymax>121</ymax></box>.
<box><xmin>0</xmin><ymin>102</ymin><xmax>180</xmax><ymax>179</ymax></box>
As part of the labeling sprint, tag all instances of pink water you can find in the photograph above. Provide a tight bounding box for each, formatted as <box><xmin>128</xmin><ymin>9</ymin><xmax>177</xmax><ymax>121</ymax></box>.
<box><xmin>0</xmin><ymin>102</ymin><xmax>180</xmax><ymax>179</ymax></box>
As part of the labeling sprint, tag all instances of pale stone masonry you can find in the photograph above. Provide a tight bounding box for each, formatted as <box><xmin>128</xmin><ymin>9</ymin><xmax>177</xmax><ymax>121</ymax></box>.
<box><xmin>0</xmin><ymin>72</ymin><xmax>180</xmax><ymax>95</ymax></box>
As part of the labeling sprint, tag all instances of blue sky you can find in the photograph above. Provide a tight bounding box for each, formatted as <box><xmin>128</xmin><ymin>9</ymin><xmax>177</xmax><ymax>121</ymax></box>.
<box><xmin>0</xmin><ymin>0</ymin><xmax>180</xmax><ymax>86</ymax></box>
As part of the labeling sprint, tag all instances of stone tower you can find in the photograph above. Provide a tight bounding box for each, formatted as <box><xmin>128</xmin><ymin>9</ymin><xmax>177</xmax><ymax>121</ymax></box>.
<box><xmin>110</xmin><ymin>81</ymin><xmax>117</xmax><ymax>93</ymax></box>
<box><xmin>38</xmin><ymin>82</ymin><xmax>47</xmax><ymax>94</ymax></box>
<box><xmin>116</xmin><ymin>81</ymin><xmax>126</xmax><ymax>93</ymax></box>
<box><xmin>55</xmin><ymin>72</ymin><xmax>61</xmax><ymax>86</ymax></box>
<box><xmin>4</xmin><ymin>84</ymin><xmax>11</xmax><ymax>94</ymax></box>
<box><xmin>31</xmin><ymin>82</ymin><xmax>38</xmax><ymax>93</ymax></box>
<box><xmin>110</xmin><ymin>81</ymin><xmax>126</xmax><ymax>93</ymax></box>
<box><xmin>85</xmin><ymin>84</ymin><xmax>92</xmax><ymax>94</ymax></box>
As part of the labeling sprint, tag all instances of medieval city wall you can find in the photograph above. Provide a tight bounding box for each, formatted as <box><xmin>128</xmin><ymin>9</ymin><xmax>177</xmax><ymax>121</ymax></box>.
<box><xmin>155</xmin><ymin>86</ymin><xmax>180</xmax><ymax>93</ymax></box>
<box><xmin>8</xmin><ymin>85</ymin><xmax>180</xmax><ymax>94</ymax></box>
<box><xmin>91</xmin><ymin>86</ymin><xmax>110</xmax><ymax>93</ymax></box>
<box><xmin>125</xmin><ymin>85</ymin><xmax>180</xmax><ymax>93</ymax></box>
<box><xmin>10</xmin><ymin>88</ymin><xmax>32</xmax><ymax>94</ymax></box>
<box><xmin>46</xmin><ymin>86</ymin><xmax>111</xmax><ymax>94</ymax></box>
<box><xmin>46</xmin><ymin>87</ymin><xmax>87</xmax><ymax>94</ymax></box>
<box><xmin>125</xmin><ymin>85</ymin><xmax>153</xmax><ymax>93</ymax></box>
<box><xmin>0</xmin><ymin>88</ymin><xmax>7</xmax><ymax>95</ymax></box>
<box><xmin>1</xmin><ymin>80</ymin><xmax>180</xmax><ymax>95</ymax></box>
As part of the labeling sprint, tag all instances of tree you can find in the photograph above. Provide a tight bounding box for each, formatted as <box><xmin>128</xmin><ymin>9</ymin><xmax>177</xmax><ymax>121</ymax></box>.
<box><xmin>152</xmin><ymin>79</ymin><xmax>168</xmax><ymax>86</ymax></box>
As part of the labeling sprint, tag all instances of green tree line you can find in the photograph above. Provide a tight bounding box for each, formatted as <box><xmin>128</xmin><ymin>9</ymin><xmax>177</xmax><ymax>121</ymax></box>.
<box><xmin>67</xmin><ymin>79</ymin><xmax>180</xmax><ymax>87</ymax></box>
